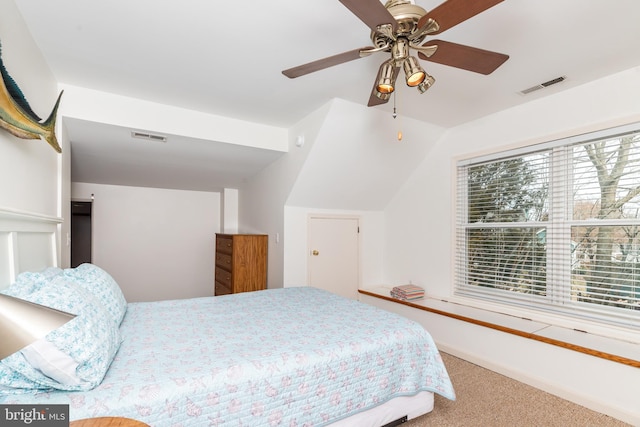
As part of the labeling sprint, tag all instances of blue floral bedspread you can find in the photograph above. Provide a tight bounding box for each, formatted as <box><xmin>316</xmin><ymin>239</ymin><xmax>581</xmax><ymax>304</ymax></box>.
<box><xmin>2</xmin><ymin>287</ymin><xmax>454</xmax><ymax>426</ymax></box>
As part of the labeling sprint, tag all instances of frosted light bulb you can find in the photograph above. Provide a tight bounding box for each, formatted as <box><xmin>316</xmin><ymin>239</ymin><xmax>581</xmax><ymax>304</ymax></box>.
<box><xmin>397</xmin><ymin>131</ymin><xmax>403</xmax><ymax>141</ymax></box>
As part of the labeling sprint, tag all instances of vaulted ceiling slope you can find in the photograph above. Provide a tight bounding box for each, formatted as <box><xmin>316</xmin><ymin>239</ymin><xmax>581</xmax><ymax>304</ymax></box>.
<box><xmin>287</xmin><ymin>99</ymin><xmax>445</xmax><ymax>210</ymax></box>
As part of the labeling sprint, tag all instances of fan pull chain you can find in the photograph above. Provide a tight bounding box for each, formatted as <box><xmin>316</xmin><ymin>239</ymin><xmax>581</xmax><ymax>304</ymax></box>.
<box><xmin>393</xmin><ymin>90</ymin><xmax>402</xmax><ymax>141</ymax></box>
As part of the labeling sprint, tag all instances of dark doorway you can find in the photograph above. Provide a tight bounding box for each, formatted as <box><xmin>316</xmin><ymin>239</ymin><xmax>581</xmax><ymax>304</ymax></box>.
<box><xmin>71</xmin><ymin>201</ymin><xmax>92</xmax><ymax>268</ymax></box>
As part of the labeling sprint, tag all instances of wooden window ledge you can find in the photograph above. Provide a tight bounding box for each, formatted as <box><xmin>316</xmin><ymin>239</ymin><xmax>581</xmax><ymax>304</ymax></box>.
<box><xmin>358</xmin><ymin>287</ymin><xmax>640</xmax><ymax>368</ymax></box>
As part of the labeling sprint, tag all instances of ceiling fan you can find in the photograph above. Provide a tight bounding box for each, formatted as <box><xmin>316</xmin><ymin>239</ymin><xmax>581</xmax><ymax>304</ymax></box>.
<box><xmin>282</xmin><ymin>0</ymin><xmax>509</xmax><ymax>107</ymax></box>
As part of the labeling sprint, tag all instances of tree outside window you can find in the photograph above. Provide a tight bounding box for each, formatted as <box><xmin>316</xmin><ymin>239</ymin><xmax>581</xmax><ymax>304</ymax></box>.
<box><xmin>457</xmin><ymin>127</ymin><xmax>640</xmax><ymax>329</ymax></box>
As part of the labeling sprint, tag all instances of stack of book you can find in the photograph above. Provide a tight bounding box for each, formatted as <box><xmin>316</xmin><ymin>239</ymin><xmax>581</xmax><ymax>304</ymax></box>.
<box><xmin>390</xmin><ymin>284</ymin><xmax>425</xmax><ymax>301</ymax></box>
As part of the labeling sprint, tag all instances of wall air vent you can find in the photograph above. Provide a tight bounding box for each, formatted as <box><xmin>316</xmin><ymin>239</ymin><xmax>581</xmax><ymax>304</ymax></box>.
<box><xmin>520</xmin><ymin>76</ymin><xmax>567</xmax><ymax>95</ymax></box>
<box><xmin>131</xmin><ymin>131</ymin><xmax>167</xmax><ymax>142</ymax></box>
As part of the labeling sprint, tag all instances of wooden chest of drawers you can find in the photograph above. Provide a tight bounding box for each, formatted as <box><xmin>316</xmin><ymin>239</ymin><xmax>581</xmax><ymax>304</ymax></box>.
<box><xmin>215</xmin><ymin>233</ymin><xmax>267</xmax><ymax>295</ymax></box>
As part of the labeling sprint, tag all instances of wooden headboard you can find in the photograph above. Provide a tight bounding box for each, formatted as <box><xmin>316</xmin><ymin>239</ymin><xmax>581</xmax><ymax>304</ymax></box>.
<box><xmin>0</xmin><ymin>208</ymin><xmax>61</xmax><ymax>290</ymax></box>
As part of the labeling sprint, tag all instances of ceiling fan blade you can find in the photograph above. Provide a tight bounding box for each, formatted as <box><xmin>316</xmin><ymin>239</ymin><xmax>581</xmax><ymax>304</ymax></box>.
<box><xmin>367</xmin><ymin>65</ymin><xmax>400</xmax><ymax>107</ymax></box>
<box><xmin>418</xmin><ymin>0</ymin><xmax>504</xmax><ymax>35</ymax></box>
<box><xmin>367</xmin><ymin>88</ymin><xmax>388</xmax><ymax>107</ymax></box>
<box><xmin>282</xmin><ymin>46</ymin><xmax>374</xmax><ymax>78</ymax></box>
<box><xmin>418</xmin><ymin>40</ymin><xmax>508</xmax><ymax>75</ymax></box>
<box><xmin>339</xmin><ymin>0</ymin><xmax>397</xmax><ymax>33</ymax></box>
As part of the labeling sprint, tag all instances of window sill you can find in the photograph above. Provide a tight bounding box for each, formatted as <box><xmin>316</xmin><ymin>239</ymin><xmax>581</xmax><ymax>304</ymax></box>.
<box><xmin>358</xmin><ymin>286</ymin><xmax>640</xmax><ymax>368</ymax></box>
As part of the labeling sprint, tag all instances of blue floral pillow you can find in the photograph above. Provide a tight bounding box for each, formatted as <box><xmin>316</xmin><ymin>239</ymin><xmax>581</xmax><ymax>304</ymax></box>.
<box><xmin>6</xmin><ymin>267</ymin><xmax>63</xmax><ymax>296</ymax></box>
<box><xmin>0</xmin><ymin>274</ymin><xmax>122</xmax><ymax>394</ymax></box>
<box><xmin>63</xmin><ymin>263</ymin><xmax>127</xmax><ymax>327</ymax></box>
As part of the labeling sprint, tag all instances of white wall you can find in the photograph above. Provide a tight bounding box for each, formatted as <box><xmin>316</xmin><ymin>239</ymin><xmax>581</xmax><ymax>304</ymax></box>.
<box><xmin>277</xmin><ymin>98</ymin><xmax>445</xmax><ymax>290</ymax></box>
<box><xmin>55</xmin><ymin>83</ymin><xmax>286</xmax><ymax>286</ymax></box>
<box><xmin>0</xmin><ymin>0</ymin><xmax>60</xmax><ymax>218</ymax></box>
<box><xmin>382</xmin><ymin>66</ymin><xmax>640</xmax><ymax>424</ymax></box>
<box><xmin>221</xmin><ymin>188</ymin><xmax>239</xmax><ymax>233</ymax></box>
<box><xmin>59</xmin><ymin>121</ymin><xmax>72</xmax><ymax>268</ymax></box>
<box><xmin>54</xmin><ymin>82</ymin><xmax>286</xmax><ymax>281</ymax></box>
<box><xmin>72</xmin><ymin>182</ymin><xmax>220</xmax><ymax>302</ymax></box>
<box><xmin>240</xmin><ymin>101</ymin><xmax>333</xmax><ymax>288</ymax></box>
<box><xmin>241</xmin><ymin>98</ymin><xmax>446</xmax><ymax>288</ymax></box>
<box><xmin>280</xmin><ymin>99</ymin><xmax>443</xmax><ymax>289</ymax></box>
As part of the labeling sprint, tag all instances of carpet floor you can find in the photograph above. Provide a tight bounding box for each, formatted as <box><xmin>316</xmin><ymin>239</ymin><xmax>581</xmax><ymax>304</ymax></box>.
<box><xmin>404</xmin><ymin>352</ymin><xmax>631</xmax><ymax>427</ymax></box>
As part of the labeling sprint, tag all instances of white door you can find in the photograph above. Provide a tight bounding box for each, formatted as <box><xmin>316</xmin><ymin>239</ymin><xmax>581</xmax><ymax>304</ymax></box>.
<box><xmin>308</xmin><ymin>216</ymin><xmax>360</xmax><ymax>299</ymax></box>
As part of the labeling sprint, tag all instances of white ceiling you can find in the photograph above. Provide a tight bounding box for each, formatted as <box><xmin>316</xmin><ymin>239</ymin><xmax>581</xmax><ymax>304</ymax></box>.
<box><xmin>66</xmin><ymin>118</ymin><xmax>285</xmax><ymax>191</ymax></box>
<box><xmin>13</xmin><ymin>0</ymin><xmax>640</xmax><ymax>191</ymax></box>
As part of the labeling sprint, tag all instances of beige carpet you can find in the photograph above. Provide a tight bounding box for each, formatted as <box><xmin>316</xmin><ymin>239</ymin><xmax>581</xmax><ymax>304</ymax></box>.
<box><xmin>404</xmin><ymin>353</ymin><xmax>631</xmax><ymax>427</ymax></box>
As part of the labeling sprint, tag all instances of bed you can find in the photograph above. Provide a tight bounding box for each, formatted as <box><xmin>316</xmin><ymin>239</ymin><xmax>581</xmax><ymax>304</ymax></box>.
<box><xmin>0</xmin><ymin>209</ymin><xmax>455</xmax><ymax>426</ymax></box>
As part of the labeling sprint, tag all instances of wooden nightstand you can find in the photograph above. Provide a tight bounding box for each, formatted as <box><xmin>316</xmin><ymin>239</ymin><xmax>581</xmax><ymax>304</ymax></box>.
<box><xmin>70</xmin><ymin>417</ymin><xmax>149</xmax><ymax>427</ymax></box>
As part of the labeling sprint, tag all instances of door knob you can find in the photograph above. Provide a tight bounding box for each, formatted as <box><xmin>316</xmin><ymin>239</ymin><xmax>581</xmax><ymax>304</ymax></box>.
<box><xmin>312</xmin><ymin>250</ymin><xmax>319</xmax><ymax>256</ymax></box>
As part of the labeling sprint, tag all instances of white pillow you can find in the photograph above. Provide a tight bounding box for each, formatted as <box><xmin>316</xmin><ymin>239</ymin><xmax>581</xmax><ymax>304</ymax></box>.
<box><xmin>21</xmin><ymin>340</ymin><xmax>81</xmax><ymax>386</ymax></box>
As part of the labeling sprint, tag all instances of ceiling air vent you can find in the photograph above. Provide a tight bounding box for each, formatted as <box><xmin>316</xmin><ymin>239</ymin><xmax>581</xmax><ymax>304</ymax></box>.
<box><xmin>131</xmin><ymin>131</ymin><xmax>167</xmax><ymax>142</ymax></box>
<box><xmin>520</xmin><ymin>76</ymin><xmax>567</xmax><ymax>95</ymax></box>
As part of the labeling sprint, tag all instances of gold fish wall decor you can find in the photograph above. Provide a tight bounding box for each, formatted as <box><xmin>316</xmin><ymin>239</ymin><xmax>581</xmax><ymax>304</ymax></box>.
<box><xmin>0</xmin><ymin>41</ymin><xmax>63</xmax><ymax>153</ymax></box>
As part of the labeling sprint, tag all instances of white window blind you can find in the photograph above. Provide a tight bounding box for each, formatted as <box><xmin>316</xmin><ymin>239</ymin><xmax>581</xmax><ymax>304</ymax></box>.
<box><xmin>455</xmin><ymin>124</ymin><xmax>640</xmax><ymax>330</ymax></box>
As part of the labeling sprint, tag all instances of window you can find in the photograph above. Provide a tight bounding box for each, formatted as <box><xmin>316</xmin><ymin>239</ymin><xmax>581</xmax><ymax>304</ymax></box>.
<box><xmin>455</xmin><ymin>123</ymin><xmax>640</xmax><ymax>331</ymax></box>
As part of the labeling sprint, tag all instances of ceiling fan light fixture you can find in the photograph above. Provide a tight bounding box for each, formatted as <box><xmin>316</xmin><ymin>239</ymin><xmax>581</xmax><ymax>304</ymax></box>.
<box><xmin>376</xmin><ymin>60</ymin><xmax>396</xmax><ymax>94</ymax></box>
<box><xmin>403</xmin><ymin>56</ymin><xmax>425</xmax><ymax>87</ymax></box>
<box><xmin>416</xmin><ymin>74</ymin><xmax>435</xmax><ymax>93</ymax></box>
<box><xmin>374</xmin><ymin>90</ymin><xmax>392</xmax><ymax>101</ymax></box>
<box><xmin>282</xmin><ymin>0</ymin><xmax>510</xmax><ymax>108</ymax></box>
<box><xmin>391</xmin><ymin>38</ymin><xmax>409</xmax><ymax>63</ymax></box>
<box><xmin>377</xmin><ymin>83</ymin><xmax>394</xmax><ymax>94</ymax></box>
